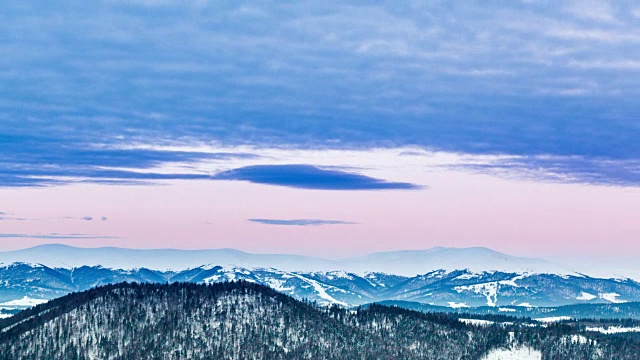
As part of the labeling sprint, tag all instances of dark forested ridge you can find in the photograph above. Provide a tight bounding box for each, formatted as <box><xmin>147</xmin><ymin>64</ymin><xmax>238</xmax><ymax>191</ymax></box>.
<box><xmin>1</xmin><ymin>282</ymin><xmax>639</xmax><ymax>360</ymax></box>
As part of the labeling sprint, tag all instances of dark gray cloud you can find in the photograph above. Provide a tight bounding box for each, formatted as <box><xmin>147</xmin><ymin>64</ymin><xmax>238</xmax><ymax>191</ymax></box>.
<box><xmin>248</xmin><ymin>218</ymin><xmax>356</xmax><ymax>226</ymax></box>
<box><xmin>214</xmin><ymin>164</ymin><xmax>421</xmax><ymax>190</ymax></box>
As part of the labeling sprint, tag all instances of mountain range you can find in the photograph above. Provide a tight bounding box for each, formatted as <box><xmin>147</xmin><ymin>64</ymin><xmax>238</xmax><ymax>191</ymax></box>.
<box><xmin>1</xmin><ymin>244</ymin><xmax>640</xmax><ymax>320</ymax></box>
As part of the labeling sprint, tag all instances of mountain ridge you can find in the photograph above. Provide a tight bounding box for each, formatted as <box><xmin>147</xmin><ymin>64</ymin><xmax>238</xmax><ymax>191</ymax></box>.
<box><xmin>2</xmin><ymin>244</ymin><xmax>638</xmax><ymax>318</ymax></box>
<box><xmin>2</xmin><ymin>261</ymin><xmax>640</xmax><ymax>315</ymax></box>
<box><xmin>0</xmin><ymin>244</ymin><xmax>579</xmax><ymax>277</ymax></box>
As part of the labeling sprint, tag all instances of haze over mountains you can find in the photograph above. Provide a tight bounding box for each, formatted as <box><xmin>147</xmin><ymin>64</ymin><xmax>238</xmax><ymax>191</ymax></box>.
<box><xmin>0</xmin><ymin>244</ymin><xmax>576</xmax><ymax>276</ymax></box>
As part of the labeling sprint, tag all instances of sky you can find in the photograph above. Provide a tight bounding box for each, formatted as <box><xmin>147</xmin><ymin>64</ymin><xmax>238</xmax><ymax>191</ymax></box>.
<box><xmin>0</xmin><ymin>1</ymin><xmax>638</xmax><ymax>260</ymax></box>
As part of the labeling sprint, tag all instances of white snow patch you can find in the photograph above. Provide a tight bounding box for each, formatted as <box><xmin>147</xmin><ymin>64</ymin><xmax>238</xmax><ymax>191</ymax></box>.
<box><xmin>0</xmin><ymin>314</ymin><xmax>12</xmax><ymax>319</ymax></box>
<box><xmin>586</xmin><ymin>326</ymin><xmax>640</xmax><ymax>334</ymax></box>
<box><xmin>290</xmin><ymin>273</ymin><xmax>347</xmax><ymax>307</ymax></box>
<box><xmin>426</xmin><ymin>269</ymin><xmax>449</xmax><ymax>278</ymax></box>
<box><xmin>481</xmin><ymin>346</ymin><xmax>541</xmax><ymax>360</ymax></box>
<box><xmin>455</xmin><ymin>272</ymin><xmax>480</xmax><ymax>280</ymax></box>
<box><xmin>202</xmin><ymin>265</ymin><xmax>254</xmax><ymax>283</ymax></box>
<box><xmin>447</xmin><ymin>301</ymin><xmax>470</xmax><ymax>309</ymax></box>
<box><xmin>498</xmin><ymin>273</ymin><xmax>529</xmax><ymax>287</ymax></box>
<box><xmin>459</xmin><ymin>318</ymin><xmax>495</xmax><ymax>326</ymax></box>
<box><xmin>0</xmin><ymin>262</ymin><xmax>44</xmax><ymax>269</ymax></box>
<box><xmin>517</xmin><ymin>302</ymin><xmax>533</xmax><ymax>307</ymax></box>
<box><xmin>325</xmin><ymin>270</ymin><xmax>353</xmax><ymax>279</ymax></box>
<box><xmin>0</xmin><ymin>296</ymin><xmax>48</xmax><ymax>307</ymax></box>
<box><xmin>566</xmin><ymin>335</ymin><xmax>590</xmax><ymax>344</ymax></box>
<box><xmin>535</xmin><ymin>316</ymin><xmax>571</xmax><ymax>323</ymax></box>
<box><xmin>264</xmin><ymin>278</ymin><xmax>294</xmax><ymax>292</ymax></box>
<box><xmin>576</xmin><ymin>292</ymin><xmax>596</xmax><ymax>301</ymax></box>
<box><xmin>599</xmin><ymin>293</ymin><xmax>626</xmax><ymax>303</ymax></box>
<box><xmin>498</xmin><ymin>307</ymin><xmax>516</xmax><ymax>312</ymax></box>
<box><xmin>455</xmin><ymin>282</ymin><xmax>498</xmax><ymax>306</ymax></box>
<box><xmin>204</xmin><ymin>275</ymin><xmax>221</xmax><ymax>283</ymax></box>
<box><xmin>460</xmin><ymin>318</ymin><xmax>517</xmax><ymax>327</ymax></box>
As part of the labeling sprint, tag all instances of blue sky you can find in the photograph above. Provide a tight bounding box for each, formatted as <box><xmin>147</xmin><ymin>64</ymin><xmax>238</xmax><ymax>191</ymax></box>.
<box><xmin>0</xmin><ymin>1</ymin><xmax>638</xmax><ymax>260</ymax></box>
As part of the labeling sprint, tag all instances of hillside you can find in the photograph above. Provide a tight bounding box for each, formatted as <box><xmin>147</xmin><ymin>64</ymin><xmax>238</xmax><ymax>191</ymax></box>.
<box><xmin>2</xmin><ymin>282</ymin><xmax>640</xmax><ymax>359</ymax></box>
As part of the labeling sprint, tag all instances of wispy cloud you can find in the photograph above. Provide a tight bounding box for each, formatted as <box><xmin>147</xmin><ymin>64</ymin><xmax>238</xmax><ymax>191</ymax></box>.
<box><xmin>0</xmin><ymin>212</ymin><xmax>28</xmax><ymax>221</ymax></box>
<box><xmin>79</xmin><ymin>216</ymin><xmax>107</xmax><ymax>221</ymax></box>
<box><xmin>214</xmin><ymin>164</ymin><xmax>422</xmax><ymax>190</ymax></box>
<box><xmin>0</xmin><ymin>145</ymin><xmax>258</xmax><ymax>187</ymax></box>
<box><xmin>0</xmin><ymin>233</ymin><xmax>120</xmax><ymax>240</ymax></box>
<box><xmin>448</xmin><ymin>156</ymin><xmax>640</xmax><ymax>187</ymax></box>
<box><xmin>248</xmin><ymin>218</ymin><xmax>356</xmax><ymax>226</ymax></box>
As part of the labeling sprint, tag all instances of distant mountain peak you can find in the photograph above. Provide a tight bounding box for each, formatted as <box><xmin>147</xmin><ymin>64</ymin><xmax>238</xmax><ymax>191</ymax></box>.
<box><xmin>0</xmin><ymin>244</ymin><xmax>581</xmax><ymax>278</ymax></box>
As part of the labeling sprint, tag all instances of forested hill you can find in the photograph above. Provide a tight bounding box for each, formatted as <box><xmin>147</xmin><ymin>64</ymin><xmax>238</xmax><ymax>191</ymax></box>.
<box><xmin>0</xmin><ymin>282</ymin><xmax>639</xmax><ymax>360</ymax></box>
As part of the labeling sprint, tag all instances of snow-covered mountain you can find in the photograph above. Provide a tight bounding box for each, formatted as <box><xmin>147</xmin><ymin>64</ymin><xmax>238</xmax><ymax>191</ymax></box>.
<box><xmin>2</xmin><ymin>263</ymin><xmax>640</xmax><ymax>319</ymax></box>
<box><xmin>338</xmin><ymin>247</ymin><xmax>577</xmax><ymax>276</ymax></box>
<box><xmin>1</xmin><ymin>244</ymin><xmax>639</xmax><ymax>318</ymax></box>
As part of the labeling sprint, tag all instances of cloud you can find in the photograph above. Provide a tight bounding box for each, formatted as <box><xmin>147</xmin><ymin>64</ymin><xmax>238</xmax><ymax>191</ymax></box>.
<box><xmin>0</xmin><ymin>212</ymin><xmax>28</xmax><ymax>221</ymax></box>
<box><xmin>563</xmin><ymin>1</ymin><xmax>618</xmax><ymax>24</ymax></box>
<box><xmin>82</xmin><ymin>216</ymin><xmax>93</xmax><ymax>221</ymax></box>
<box><xmin>0</xmin><ymin>144</ymin><xmax>256</xmax><ymax>187</ymax></box>
<box><xmin>214</xmin><ymin>164</ymin><xmax>422</xmax><ymax>190</ymax></box>
<box><xmin>0</xmin><ymin>233</ymin><xmax>120</xmax><ymax>240</ymax></box>
<box><xmin>448</xmin><ymin>156</ymin><xmax>640</xmax><ymax>187</ymax></box>
<box><xmin>101</xmin><ymin>216</ymin><xmax>108</xmax><ymax>221</ymax></box>
<box><xmin>0</xmin><ymin>2</ymin><xmax>637</xmax><ymax>187</ymax></box>
<box><xmin>248</xmin><ymin>218</ymin><xmax>356</xmax><ymax>226</ymax></box>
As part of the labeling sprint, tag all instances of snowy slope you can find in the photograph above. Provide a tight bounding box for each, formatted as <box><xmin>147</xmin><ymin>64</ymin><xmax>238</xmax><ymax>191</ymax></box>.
<box><xmin>481</xmin><ymin>346</ymin><xmax>541</xmax><ymax>360</ymax></box>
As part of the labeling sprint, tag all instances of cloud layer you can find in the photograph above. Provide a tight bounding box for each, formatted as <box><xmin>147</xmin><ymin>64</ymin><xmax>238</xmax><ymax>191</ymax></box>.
<box><xmin>0</xmin><ymin>2</ymin><xmax>638</xmax><ymax>186</ymax></box>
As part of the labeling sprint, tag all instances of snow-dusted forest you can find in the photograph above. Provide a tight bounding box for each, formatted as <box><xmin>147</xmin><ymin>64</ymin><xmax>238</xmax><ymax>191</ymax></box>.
<box><xmin>0</xmin><ymin>282</ymin><xmax>638</xmax><ymax>359</ymax></box>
